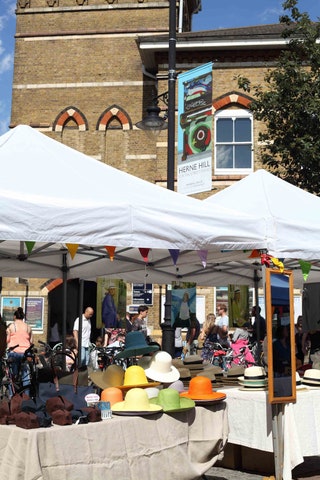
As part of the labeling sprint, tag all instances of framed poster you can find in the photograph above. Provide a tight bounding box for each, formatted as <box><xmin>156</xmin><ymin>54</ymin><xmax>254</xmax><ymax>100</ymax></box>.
<box><xmin>1</xmin><ymin>297</ymin><xmax>21</xmax><ymax>324</ymax></box>
<box><xmin>25</xmin><ymin>297</ymin><xmax>44</xmax><ymax>331</ymax></box>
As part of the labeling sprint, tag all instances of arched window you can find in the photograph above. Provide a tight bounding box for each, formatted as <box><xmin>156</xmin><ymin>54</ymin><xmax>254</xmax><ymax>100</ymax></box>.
<box><xmin>214</xmin><ymin>108</ymin><xmax>253</xmax><ymax>175</ymax></box>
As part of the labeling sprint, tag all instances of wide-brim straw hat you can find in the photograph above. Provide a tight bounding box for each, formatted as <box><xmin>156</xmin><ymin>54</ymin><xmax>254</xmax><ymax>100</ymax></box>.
<box><xmin>142</xmin><ymin>351</ymin><xmax>180</xmax><ymax>383</ymax></box>
<box><xmin>150</xmin><ymin>387</ymin><xmax>195</xmax><ymax>413</ymax></box>
<box><xmin>180</xmin><ymin>375</ymin><xmax>226</xmax><ymax>401</ymax></box>
<box><xmin>243</xmin><ymin>366</ymin><xmax>266</xmax><ymax>380</ymax></box>
<box><xmin>115</xmin><ymin>331</ymin><xmax>160</xmax><ymax>359</ymax></box>
<box><xmin>118</xmin><ymin>365</ymin><xmax>160</xmax><ymax>391</ymax></box>
<box><xmin>90</xmin><ymin>364</ymin><xmax>125</xmax><ymax>390</ymax></box>
<box><xmin>112</xmin><ymin>387</ymin><xmax>163</xmax><ymax>413</ymax></box>
<box><xmin>301</xmin><ymin>368</ymin><xmax>320</xmax><ymax>387</ymax></box>
<box><xmin>183</xmin><ymin>355</ymin><xmax>203</xmax><ymax>365</ymax></box>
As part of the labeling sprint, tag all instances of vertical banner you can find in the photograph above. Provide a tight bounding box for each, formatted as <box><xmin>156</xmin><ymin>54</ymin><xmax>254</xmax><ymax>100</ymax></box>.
<box><xmin>96</xmin><ymin>278</ymin><xmax>127</xmax><ymax>329</ymax></box>
<box><xmin>228</xmin><ymin>284</ymin><xmax>249</xmax><ymax>327</ymax></box>
<box><xmin>171</xmin><ymin>286</ymin><xmax>196</xmax><ymax>327</ymax></box>
<box><xmin>177</xmin><ymin>62</ymin><xmax>213</xmax><ymax>195</ymax></box>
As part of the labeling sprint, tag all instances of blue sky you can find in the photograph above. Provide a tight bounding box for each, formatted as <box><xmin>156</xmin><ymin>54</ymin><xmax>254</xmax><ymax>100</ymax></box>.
<box><xmin>0</xmin><ymin>0</ymin><xmax>319</xmax><ymax>135</ymax></box>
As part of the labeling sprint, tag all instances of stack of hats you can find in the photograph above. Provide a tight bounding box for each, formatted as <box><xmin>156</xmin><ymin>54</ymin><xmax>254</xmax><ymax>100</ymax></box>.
<box><xmin>183</xmin><ymin>355</ymin><xmax>204</xmax><ymax>377</ymax></box>
<box><xmin>238</xmin><ymin>366</ymin><xmax>268</xmax><ymax>391</ymax></box>
<box><xmin>301</xmin><ymin>368</ymin><xmax>320</xmax><ymax>388</ymax></box>
<box><xmin>180</xmin><ymin>376</ymin><xmax>226</xmax><ymax>405</ymax></box>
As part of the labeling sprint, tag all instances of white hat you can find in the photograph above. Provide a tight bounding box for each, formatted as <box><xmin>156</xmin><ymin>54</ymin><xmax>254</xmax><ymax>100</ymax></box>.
<box><xmin>144</xmin><ymin>351</ymin><xmax>180</xmax><ymax>383</ymax></box>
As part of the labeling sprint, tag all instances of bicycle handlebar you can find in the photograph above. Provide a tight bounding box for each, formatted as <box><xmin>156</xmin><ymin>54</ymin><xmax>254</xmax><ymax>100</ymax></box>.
<box><xmin>7</xmin><ymin>344</ymin><xmax>19</xmax><ymax>352</ymax></box>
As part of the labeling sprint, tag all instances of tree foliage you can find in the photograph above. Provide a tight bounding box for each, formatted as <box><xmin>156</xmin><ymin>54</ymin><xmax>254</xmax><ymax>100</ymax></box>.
<box><xmin>237</xmin><ymin>0</ymin><xmax>320</xmax><ymax>194</ymax></box>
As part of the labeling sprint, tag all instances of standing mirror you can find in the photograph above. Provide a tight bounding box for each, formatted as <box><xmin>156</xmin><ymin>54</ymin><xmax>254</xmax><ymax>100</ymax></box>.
<box><xmin>265</xmin><ymin>269</ymin><xmax>296</xmax><ymax>404</ymax></box>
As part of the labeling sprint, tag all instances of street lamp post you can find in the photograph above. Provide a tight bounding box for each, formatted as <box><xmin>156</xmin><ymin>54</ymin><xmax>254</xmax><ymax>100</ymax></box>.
<box><xmin>136</xmin><ymin>0</ymin><xmax>177</xmax><ymax>356</ymax></box>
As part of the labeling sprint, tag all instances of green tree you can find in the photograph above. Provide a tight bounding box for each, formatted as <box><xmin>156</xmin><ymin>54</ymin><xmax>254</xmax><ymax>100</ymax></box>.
<box><xmin>237</xmin><ymin>0</ymin><xmax>320</xmax><ymax>194</ymax></box>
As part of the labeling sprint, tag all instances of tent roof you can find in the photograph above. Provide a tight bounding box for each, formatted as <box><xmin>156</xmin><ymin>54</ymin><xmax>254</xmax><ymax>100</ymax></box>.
<box><xmin>0</xmin><ymin>125</ymin><xmax>266</xmax><ymax>280</ymax></box>
<box><xmin>205</xmin><ymin>169</ymin><xmax>320</xmax><ymax>261</ymax></box>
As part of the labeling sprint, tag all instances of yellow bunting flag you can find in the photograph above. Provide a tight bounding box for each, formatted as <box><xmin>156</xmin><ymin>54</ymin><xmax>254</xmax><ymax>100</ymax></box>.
<box><xmin>299</xmin><ymin>259</ymin><xmax>312</xmax><ymax>281</ymax></box>
<box><xmin>25</xmin><ymin>241</ymin><xmax>35</xmax><ymax>255</ymax></box>
<box><xmin>271</xmin><ymin>257</ymin><xmax>284</xmax><ymax>273</ymax></box>
<box><xmin>105</xmin><ymin>246</ymin><xmax>116</xmax><ymax>261</ymax></box>
<box><xmin>66</xmin><ymin>243</ymin><xmax>79</xmax><ymax>260</ymax></box>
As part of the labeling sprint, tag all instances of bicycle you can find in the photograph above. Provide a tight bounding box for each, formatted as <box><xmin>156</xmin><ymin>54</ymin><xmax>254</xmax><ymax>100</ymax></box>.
<box><xmin>0</xmin><ymin>344</ymin><xmax>37</xmax><ymax>399</ymax></box>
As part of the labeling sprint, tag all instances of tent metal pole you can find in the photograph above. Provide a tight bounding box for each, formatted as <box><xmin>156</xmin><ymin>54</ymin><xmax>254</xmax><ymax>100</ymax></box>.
<box><xmin>77</xmin><ymin>278</ymin><xmax>84</xmax><ymax>367</ymax></box>
<box><xmin>62</xmin><ymin>252</ymin><xmax>68</xmax><ymax>369</ymax></box>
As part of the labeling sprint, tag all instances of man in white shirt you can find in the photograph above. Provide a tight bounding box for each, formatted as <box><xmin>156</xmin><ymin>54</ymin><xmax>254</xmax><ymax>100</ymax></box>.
<box><xmin>73</xmin><ymin>306</ymin><xmax>94</xmax><ymax>366</ymax></box>
<box><xmin>216</xmin><ymin>304</ymin><xmax>230</xmax><ymax>347</ymax></box>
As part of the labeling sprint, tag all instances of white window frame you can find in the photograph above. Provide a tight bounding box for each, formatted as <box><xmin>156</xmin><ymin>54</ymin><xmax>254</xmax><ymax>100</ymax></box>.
<box><xmin>214</xmin><ymin>109</ymin><xmax>254</xmax><ymax>175</ymax></box>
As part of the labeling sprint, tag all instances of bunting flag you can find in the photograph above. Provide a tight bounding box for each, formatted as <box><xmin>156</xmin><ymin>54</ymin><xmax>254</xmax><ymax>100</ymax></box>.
<box><xmin>105</xmin><ymin>246</ymin><xmax>116</xmax><ymax>261</ymax></box>
<box><xmin>198</xmin><ymin>250</ymin><xmax>208</xmax><ymax>268</ymax></box>
<box><xmin>271</xmin><ymin>257</ymin><xmax>284</xmax><ymax>273</ymax></box>
<box><xmin>25</xmin><ymin>241</ymin><xmax>35</xmax><ymax>255</ymax></box>
<box><xmin>299</xmin><ymin>259</ymin><xmax>312</xmax><ymax>281</ymax></box>
<box><xmin>169</xmin><ymin>249</ymin><xmax>180</xmax><ymax>266</ymax></box>
<box><xmin>139</xmin><ymin>248</ymin><xmax>150</xmax><ymax>262</ymax></box>
<box><xmin>66</xmin><ymin>243</ymin><xmax>79</xmax><ymax>260</ymax></box>
<box><xmin>261</xmin><ymin>253</ymin><xmax>271</xmax><ymax>267</ymax></box>
<box><xmin>249</xmin><ymin>249</ymin><xmax>260</xmax><ymax>258</ymax></box>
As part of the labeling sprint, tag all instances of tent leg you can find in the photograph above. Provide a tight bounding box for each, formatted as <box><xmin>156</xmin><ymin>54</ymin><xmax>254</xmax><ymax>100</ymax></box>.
<box><xmin>272</xmin><ymin>403</ymin><xmax>284</xmax><ymax>480</ymax></box>
<box><xmin>77</xmin><ymin>279</ymin><xmax>84</xmax><ymax>367</ymax></box>
<box><xmin>62</xmin><ymin>252</ymin><xmax>68</xmax><ymax>370</ymax></box>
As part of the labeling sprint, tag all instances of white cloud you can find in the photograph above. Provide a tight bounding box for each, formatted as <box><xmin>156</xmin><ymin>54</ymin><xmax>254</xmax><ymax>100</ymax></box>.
<box><xmin>0</xmin><ymin>53</ymin><xmax>13</xmax><ymax>74</ymax></box>
<box><xmin>259</xmin><ymin>7</ymin><xmax>283</xmax><ymax>23</ymax></box>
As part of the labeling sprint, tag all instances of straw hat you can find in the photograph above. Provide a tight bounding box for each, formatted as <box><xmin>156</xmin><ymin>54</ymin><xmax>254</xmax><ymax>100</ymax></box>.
<box><xmin>112</xmin><ymin>388</ymin><xmax>163</xmax><ymax>414</ymax></box>
<box><xmin>176</xmin><ymin>367</ymin><xmax>191</xmax><ymax>380</ymax></box>
<box><xmin>143</xmin><ymin>351</ymin><xmax>180</xmax><ymax>383</ymax></box>
<box><xmin>167</xmin><ymin>380</ymin><xmax>185</xmax><ymax>393</ymax></box>
<box><xmin>203</xmin><ymin>365</ymin><xmax>224</xmax><ymax>376</ymax></box>
<box><xmin>172</xmin><ymin>358</ymin><xmax>184</xmax><ymax>368</ymax></box>
<box><xmin>180</xmin><ymin>376</ymin><xmax>227</xmax><ymax>401</ymax></box>
<box><xmin>118</xmin><ymin>365</ymin><xmax>160</xmax><ymax>391</ymax></box>
<box><xmin>90</xmin><ymin>364</ymin><xmax>125</xmax><ymax>390</ymax></box>
<box><xmin>238</xmin><ymin>366</ymin><xmax>267</xmax><ymax>389</ymax></box>
<box><xmin>227</xmin><ymin>366</ymin><xmax>245</xmax><ymax>378</ymax></box>
<box><xmin>197</xmin><ymin>370</ymin><xmax>216</xmax><ymax>382</ymax></box>
<box><xmin>115</xmin><ymin>331</ymin><xmax>160</xmax><ymax>359</ymax></box>
<box><xmin>145</xmin><ymin>387</ymin><xmax>162</xmax><ymax>399</ymax></box>
<box><xmin>301</xmin><ymin>368</ymin><xmax>320</xmax><ymax>387</ymax></box>
<box><xmin>183</xmin><ymin>355</ymin><xmax>203</xmax><ymax>365</ymax></box>
<box><xmin>100</xmin><ymin>387</ymin><xmax>123</xmax><ymax>406</ymax></box>
<box><xmin>150</xmin><ymin>388</ymin><xmax>195</xmax><ymax>413</ymax></box>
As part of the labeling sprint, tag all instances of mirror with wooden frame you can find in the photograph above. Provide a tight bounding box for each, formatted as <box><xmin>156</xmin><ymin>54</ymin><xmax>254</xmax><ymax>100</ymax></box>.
<box><xmin>265</xmin><ymin>268</ymin><xmax>296</xmax><ymax>404</ymax></box>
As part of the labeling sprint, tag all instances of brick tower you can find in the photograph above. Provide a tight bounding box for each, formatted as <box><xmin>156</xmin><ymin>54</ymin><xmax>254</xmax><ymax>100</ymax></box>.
<box><xmin>11</xmin><ymin>0</ymin><xmax>201</xmax><ymax>183</ymax></box>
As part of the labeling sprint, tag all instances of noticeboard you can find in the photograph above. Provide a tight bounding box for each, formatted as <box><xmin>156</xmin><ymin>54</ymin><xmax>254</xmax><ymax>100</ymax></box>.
<box><xmin>132</xmin><ymin>284</ymin><xmax>153</xmax><ymax>305</ymax></box>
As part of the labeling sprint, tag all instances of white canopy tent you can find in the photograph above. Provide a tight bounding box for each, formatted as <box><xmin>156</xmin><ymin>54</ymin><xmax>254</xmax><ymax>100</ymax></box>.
<box><xmin>0</xmin><ymin>125</ymin><xmax>265</xmax><ymax>281</ymax></box>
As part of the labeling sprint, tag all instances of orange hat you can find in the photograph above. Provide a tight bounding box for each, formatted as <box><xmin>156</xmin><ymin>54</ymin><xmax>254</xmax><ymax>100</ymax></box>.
<box><xmin>100</xmin><ymin>387</ymin><xmax>123</xmax><ymax>406</ymax></box>
<box><xmin>180</xmin><ymin>375</ymin><xmax>226</xmax><ymax>401</ymax></box>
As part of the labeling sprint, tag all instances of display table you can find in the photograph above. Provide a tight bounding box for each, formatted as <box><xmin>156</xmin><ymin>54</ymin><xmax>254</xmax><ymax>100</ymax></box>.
<box><xmin>0</xmin><ymin>404</ymin><xmax>228</xmax><ymax>480</ymax></box>
<box><xmin>217</xmin><ymin>386</ymin><xmax>320</xmax><ymax>480</ymax></box>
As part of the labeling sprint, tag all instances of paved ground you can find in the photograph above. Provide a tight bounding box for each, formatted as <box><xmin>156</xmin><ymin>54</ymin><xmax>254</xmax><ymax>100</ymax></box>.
<box><xmin>203</xmin><ymin>456</ymin><xmax>320</xmax><ymax>480</ymax></box>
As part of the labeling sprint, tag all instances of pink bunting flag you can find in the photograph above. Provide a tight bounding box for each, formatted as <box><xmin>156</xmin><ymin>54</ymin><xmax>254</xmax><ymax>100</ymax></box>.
<box><xmin>299</xmin><ymin>260</ymin><xmax>312</xmax><ymax>281</ymax></box>
<box><xmin>198</xmin><ymin>250</ymin><xmax>208</xmax><ymax>268</ymax></box>
<box><xmin>139</xmin><ymin>248</ymin><xmax>150</xmax><ymax>262</ymax></box>
<box><xmin>25</xmin><ymin>241</ymin><xmax>35</xmax><ymax>255</ymax></box>
<box><xmin>105</xmin><ymin>246</ymin><xmax>116</xmax><ymax>261</ymax></box>
<box><xmin>169</xmin><ymin>249</ymin><xmax>180</xmax><ymax>266</ymax></box>
<box><xmin>66</xmin><ymin>243</ymin><xmax>79</xmax><ymax>260</ymax></box>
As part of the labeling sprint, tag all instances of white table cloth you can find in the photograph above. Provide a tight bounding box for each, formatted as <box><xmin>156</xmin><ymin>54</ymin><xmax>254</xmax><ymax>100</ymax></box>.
<box><xmin>0</xmin><ymin>403</ymin><xmax>228</xmax><ymax>480</ymax></box>
<box><xmin>217</xmin><ymin>386</ymin><xmax>320</xmax><ymax>480</ymax></box>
